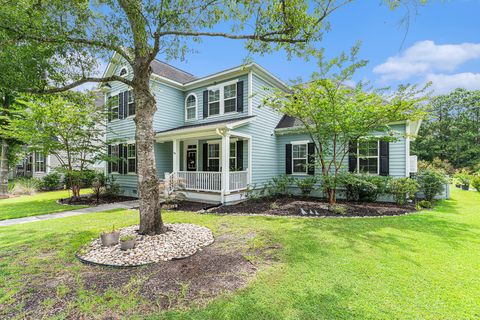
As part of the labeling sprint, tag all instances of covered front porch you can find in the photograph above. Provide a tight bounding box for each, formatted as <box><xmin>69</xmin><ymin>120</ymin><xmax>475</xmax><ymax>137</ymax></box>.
<box><xmin>155</xmin><ymin>117</ymin><xmax>253</xmax><ymax>204</ymax></box>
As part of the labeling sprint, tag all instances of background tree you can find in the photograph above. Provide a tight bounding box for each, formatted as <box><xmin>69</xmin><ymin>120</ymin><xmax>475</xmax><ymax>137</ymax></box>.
<box><xmin>264</xmin><ymin>47</ymin><xmax>428</xmax><ymax>204</ymax></box>
<box><xmin>2</xmin><ymin>92</ymin><xmax>107</xmax><ymax>198</ymax></box>
<box><xmin>412</xmin><ymin>88</ymin><xmax>480</xmax><ymax>170</ymax></box>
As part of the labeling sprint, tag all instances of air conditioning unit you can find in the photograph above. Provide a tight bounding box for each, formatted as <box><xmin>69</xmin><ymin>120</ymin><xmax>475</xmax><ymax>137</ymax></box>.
<box><xmin>410</xmin><ymin>155</ymin><xmax>418</xmax><ymax>173</ymax></box>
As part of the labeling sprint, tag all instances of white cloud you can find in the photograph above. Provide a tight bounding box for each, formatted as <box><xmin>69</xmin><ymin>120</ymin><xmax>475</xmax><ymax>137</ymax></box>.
<box><xmin>373</xmin><ymin>40</ymin><xmax>480</xmax><ymax>81</ymax></box>
<box><xmin>426</xmin><ymin>72</ymin><xmax>480</xmax><ymax>94</ymax></box>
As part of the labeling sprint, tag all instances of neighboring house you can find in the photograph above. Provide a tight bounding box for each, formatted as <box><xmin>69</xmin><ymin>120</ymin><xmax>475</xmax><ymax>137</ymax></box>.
<box><xmin>103</xmin><ymin>54</ymin><xmax>421</xmax><ymax>204</ymax></box>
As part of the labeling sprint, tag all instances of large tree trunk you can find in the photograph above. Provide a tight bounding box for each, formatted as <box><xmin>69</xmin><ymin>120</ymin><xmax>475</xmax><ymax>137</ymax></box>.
<box><xmin>134</xmin><ymin>69</ymin><xmax>164</xmax><ymax>235</ymax></box>
<box><xmin>0</xmin><ymin>139</ymin><xmax>8</xmax><ymax>198</ymax></box>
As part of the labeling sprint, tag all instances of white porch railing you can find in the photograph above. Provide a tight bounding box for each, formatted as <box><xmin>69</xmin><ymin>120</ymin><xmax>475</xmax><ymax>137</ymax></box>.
<box><xmin>229</xmin><ymin>170</ymin><xmax>248</xmax><ymax>191</ymax></box>
<box><xmin>177</xmin><ymin>171</ymin><xmax>222</xmax><ymax>192</ymax></box>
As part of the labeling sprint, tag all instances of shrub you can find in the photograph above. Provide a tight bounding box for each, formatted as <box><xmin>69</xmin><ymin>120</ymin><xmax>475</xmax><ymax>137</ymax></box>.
<box><xmin>11</xmin><ymin>177</ymin><xmax>41</xmax><ymax>195</ymax></box>
<box><xmin>330</xmin><ymin>204</ymin><xmax>347</xmax><ymax>215</ymax></box>
<box><xmin>120</xmin><ymin>235</ymin><xmax>135</xmax><ymax>242</ymax></box>
<box><xmin>388</xmin><ymin>178</ymin><xmax>419</xmax><ymax>205</ymax></box>
<box><xmin>416</xmin><ymin>200</ymin><xmax>433</xmax><ymax>210</ymax></box>
<box><xmin>91</xmin><ymin>173</ymin><xmax>107</xmax><ymax>201</ymax></box>
<box><xmin>270</xmin><ymin>201</ymin><xmax>279</xmax><ymax>210</ymax></box>
<box><xmin>416</xmin><ymin>169</ymin><xmax>448</xmax><ymax>202</ymax></box>
<box><xmin>39</xmin><ymin>172</ymin><xmax>62</xmax><ymax>191</ymax></box>
<box><xmin>454</xmin><ymin>170</ymin><xmax>472</xmax><ymax>188</ymax></box>
<box><xmin>472</xmin><ymin>176</ymin><xmax>480</xmax><ymax>192</ymax></box>
<box><xmin>62</xmin><ymin>169</ymin><xmax>98</xmax><ymax>189</ymax></box>
<box><xmin>294</xmin><ymin>176</ymin><xmax>317</xmax><ymax>197</ymax></box>
<box><xmin>104</xmin><ymin>176</ymin><xmax>122</xmax><ymax>197</ymax></box>
<box><xmin>340</xmin><ymin>173</ymin><xmax>390</xmax><ymax>202</ymax></box>
<box><xmin>270</xmin><ymin>175</ymin><xmax>293</xmax><ymax>196</ymax></box>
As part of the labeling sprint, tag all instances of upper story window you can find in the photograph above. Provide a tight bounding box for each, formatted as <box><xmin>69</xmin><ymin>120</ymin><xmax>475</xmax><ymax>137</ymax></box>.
<box><xmin>208</xmin><ymin>89</ymin><xmax>221</xmax><ymax>116</ymax></box>
<box><xmin>108</xmin><ymin>95</ymin><xmax>119</xmax><ymax>121</ymax></box>
<box><xmin>204</xmin><ymin>80</ymin><xmax>242</xmax><ymax>119</ymax></box>
<box><xmin>127</xmin><ymin>90</ymin><xmax>135</xmax><ymax>116</ymax></box>
<box><xmin>34</xmin><ymin>152</ymin><xmax>46</xmax><ymax>172</ymax></box>
<box><xmin>224</xmin><ymin>84</ymin><xmax>237</xmax><ymax>113</ymax></box>
<box><xmin>357</xmin><ymin>140</ymin><xmax>379</xmax><ymax>174</ymax></box>
<box><xmin>119</xmin><ymin>67</ymin><xmax>128</xmax><ymax>77</ymax></box>
<box><xmin>292</xmin><ymin>143</ymin><xmax>308</xmax><ymax>174</ymax></box>
<box><xmin>185</xmin><ymin>94</ymin><xmax>197</xmax><ymax>121</ymax></box>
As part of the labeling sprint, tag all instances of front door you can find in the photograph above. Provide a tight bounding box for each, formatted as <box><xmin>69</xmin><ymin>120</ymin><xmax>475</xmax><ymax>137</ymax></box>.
<box><xmin>186</xmin><ymin>146</ymin><xmax>197</xmax><ymax>171</ymax></box>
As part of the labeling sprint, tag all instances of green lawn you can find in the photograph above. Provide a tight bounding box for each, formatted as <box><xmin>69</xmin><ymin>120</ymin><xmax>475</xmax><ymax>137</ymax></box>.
<box><xmin>0</xmin><ymin>189</ymin><xmax>90</xmax><ymax>220</ymax></box>
<box><xmin>1</xmin><ymin>188</ymin><xmax>479</xmax><ymax>319</ymax></box>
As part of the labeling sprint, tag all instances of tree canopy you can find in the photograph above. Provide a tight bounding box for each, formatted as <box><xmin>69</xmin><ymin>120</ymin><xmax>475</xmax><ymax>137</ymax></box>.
<box><xmin>412</xmin><ymin>88</ymin><xmax>480</xmax><ymax>170</ymax></box>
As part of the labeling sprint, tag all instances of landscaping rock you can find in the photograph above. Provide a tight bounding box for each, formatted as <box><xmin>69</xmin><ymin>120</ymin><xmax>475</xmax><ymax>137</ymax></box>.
<box><xmin>77</xmin><ymin>223</ymin><xmax>214</xmax><ymax>267</ymax></box>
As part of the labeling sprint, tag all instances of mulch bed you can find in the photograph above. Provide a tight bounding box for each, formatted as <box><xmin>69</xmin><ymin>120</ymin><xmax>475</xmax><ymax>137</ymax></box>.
<box><xmin>58</xmin><ymin>194</ymin><xmax>136</xmax><ymax>206</ymax></box>
<box><xmin>211</xmin><ymin>197</ymin><xmax>416</xmax><ymax>217</ymax></box>
<box><xmin>168</xmin><ymin>201</ymin><xmax>215</xmax><ymax>212</ymax></box>
<box><xmin>4</xmin><ymin>231</ymin><xmax>276</xmax><ymax>319</ymax></box>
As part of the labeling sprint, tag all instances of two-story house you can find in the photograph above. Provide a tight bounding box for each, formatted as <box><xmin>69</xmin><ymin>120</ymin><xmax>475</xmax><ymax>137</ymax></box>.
<box><xmin>103</xmin><ymin>54</ymin><xmax>420</xmax><ymax>204</ymax></box>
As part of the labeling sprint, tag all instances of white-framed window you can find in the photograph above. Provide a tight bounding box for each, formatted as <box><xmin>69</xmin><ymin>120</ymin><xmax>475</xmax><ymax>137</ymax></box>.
<box><xmin>229</xmin><ymin>142</ymin><xmax>237</xmax><ymax>171</ymax></box>
<box><xmin>292</xmin><ymin>143</ymin><xmax>308</xmax><ymax>174</ymax></box>
<box><xmin>34</xmin><ymin>152</ymin><xmax>46</xmax><ymax>172</ymax></box>
<box><xmin>111</xmin><ymin>145</ymin><xmax>119</xmax><ymax>173</ymax></box>
<box><xmin>207</xmin><ymin>143</ymin><xmax>220</xmax><ymax>171</ymax></box>
<box><xmin>208</xmin><ymin>89</ymin><xmax>220</xmax><ymax>116</ymax></box>
<box><xmin>357</xmin><ymin>140</ymin><xmax>379</xmax><ymax>174</ymax></box>
<box><xmin>223</xmin><ymin>83</ymin><xmax>237</xmax><ymax>113</ymax></box>
<box><xmin>206</xmin><ymin>80</ymin><xmax>239</xmax><ymax>117</ymax></box>
<box><xmin>127</xmin><ymin>90</ymin><xmax>135</xmax><ymax>116</ymax></box>
<box><xmin>127</xmin><ymin>144</ymin><xmax>136</xmax><ymax>173</ymax></box>
<box><xmin>185</xmin><ymin>93</ymin><xmax>197</xmax><ymax>120</ymax></box>
<box><xmin>108</xmin><ymin>95</ymin><xmax>119</xmax><ymax>121</ymax></box>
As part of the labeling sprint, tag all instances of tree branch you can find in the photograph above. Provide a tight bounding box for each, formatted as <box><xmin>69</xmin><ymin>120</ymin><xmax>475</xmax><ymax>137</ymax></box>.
<box><xmin>156</xmin><ymin>30</ymin><xmax>308</xmax><ymax>43</ymax></box>
<box><xmin>32</xmin><ymin>75</ymin><xmax>133</xmax><ymax>94</ymax></box>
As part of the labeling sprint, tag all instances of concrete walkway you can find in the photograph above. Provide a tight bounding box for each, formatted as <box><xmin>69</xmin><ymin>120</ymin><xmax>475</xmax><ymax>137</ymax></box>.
<box><xmin>0</xmin><ymin>200</ymin><xmax>139</xmax><ymax>227</ymax></box>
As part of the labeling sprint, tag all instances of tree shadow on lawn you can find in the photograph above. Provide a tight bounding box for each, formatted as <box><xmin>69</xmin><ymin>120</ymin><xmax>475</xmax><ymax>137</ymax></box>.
<box><xmin>0</xmin><ymin>229</ymin><xmax>277</xmax><ymax>319</ymax></box>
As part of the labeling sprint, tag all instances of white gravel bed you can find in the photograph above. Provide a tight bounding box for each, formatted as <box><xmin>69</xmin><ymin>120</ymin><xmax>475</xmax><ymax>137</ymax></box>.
<box><xmin>77</xmin><ymin>223</ymin><xmax>214</xmax><ymax>267</ymax></box>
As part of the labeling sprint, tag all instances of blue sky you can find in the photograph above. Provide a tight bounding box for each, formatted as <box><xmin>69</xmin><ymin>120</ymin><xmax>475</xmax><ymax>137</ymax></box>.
<box><xmin>162</xmin><ymin>1</ymin><xmax>480</xmax><ymax>94</ymax></box>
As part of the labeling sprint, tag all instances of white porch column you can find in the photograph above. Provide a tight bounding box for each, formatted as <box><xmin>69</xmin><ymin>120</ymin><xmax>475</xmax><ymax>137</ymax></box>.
<box><xmin>221</xmin><ymin>132</ymin><xmax>230</xmax><ymax>196</ymax></box>
<box><xmin>172</xmin><ymin>139</ymin><xmax>180</xmax><ymax>172</ymax></box>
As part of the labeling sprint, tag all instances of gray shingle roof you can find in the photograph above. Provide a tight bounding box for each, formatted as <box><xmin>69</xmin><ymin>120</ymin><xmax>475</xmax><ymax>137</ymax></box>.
<box><xmin>150</xmin><ymin>60</ymin><xmax>197</xmax><ymax>84</ymax></box>
<box><xmin>275</xmin><ymin>115</ymin><xmax>303</xmax><ymax>129</ymax></box>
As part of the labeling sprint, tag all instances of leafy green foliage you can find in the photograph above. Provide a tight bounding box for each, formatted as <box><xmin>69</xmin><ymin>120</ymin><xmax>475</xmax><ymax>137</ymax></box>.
<box><xmin>340</xmin><ymin>173</ymin><xmax>390</xmax><ymax>202</ymax></box>
<box><xmin>388</xmin><ymin>178</ymin><xmax>419</xmax><ymax>205</ymax></box>
<box><xmin>454</xmin><ymin>170</ymin><xmax>472</xmax><ymax>187</ymax></box>
<box><xmin>416</xmin><ymin>169</ymin><xmax>448</xmax><ymax>202</ymax></box>
<box><xmin>412</xmin><ymin>89</ymin><xmax>480</xmax><ymax>170</ymax></box>
<box><xmin>10</xmin><ymin>177</ymin><xmax>41</xmax><ymax>195</ymax></box>
<box><xmin>294</xmin><ymin>176</ymin><xmax>317</xmax><ymax>197</ymax></box>
<box><xmin>329</xmin><ymin>203</ymin><xmax>348</xmax><ymax>215</ymax></box>
<box><xmin>416</xmin><ymin>200</ymin><xmax>433</xmax><ymax>210</ymax></box>
<box><xmin>39</xmin><ymin>172</ymin><xmax>62</xmax><ymax>191</ymax></box>
<box><xmin>471</xmin><ymin>176</ymin><xmax>480</xmax><ymax>192</ymax></box>
<box><xmin>264</xmin><ymin>47</ymin><xmax>428</xmax><ymax>204</ymax></box>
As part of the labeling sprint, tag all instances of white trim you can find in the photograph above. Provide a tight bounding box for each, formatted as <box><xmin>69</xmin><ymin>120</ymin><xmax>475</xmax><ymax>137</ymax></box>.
<box><xmin>207</xmin><ymin>142</ymin><xmax>221</xmax><ymax>172</ymax></box>
<box><xmin>183</xmin><ymin>141</ymin><xmax>198</xmax><ymax>171</ymax></box>
<box><xmin>291</xmin><ymin>143</ymin><xmax>308</xmax><ymax>175</ymax></box>
<box><xmin>405</xmin><ymin>120</ymin><xmax>411</xmax><ymax>177</ymax></box>
<box><xmin>356</xmin><ymin>140</ymin><xmax>380</xmax><ymax>175</ymax></box>
<box><xmin>206</xmin><ymin>78</ymin><xmax>238</xmax><ymax>91</ymax></box>
<box><xmin>184</xmin><ymin>93</ymin><xmax>198</xmax><ymax>121</ymax></box>
<box><xmin>119</xmin><ymin>66</ymin><xmax>129</xmax><ymax>77</ymax></box>
<box><xmin>291</xmin><ymin>140</ymin><xmax>310</xmax><ymax>145</ymax></box>
<box><xmin>206</xmin><ymin>80</ymin><xmax>239</xmax><ymax>117</ymax></box>
<box><xmin>248</xmin><ymin>71</ymin><xmax>253</xmax><ymax>116</ymax></box>
<box><xmin>248</xmin><ymin>137</ymin><xmax>252</xmax><ymax>185</ymax></box>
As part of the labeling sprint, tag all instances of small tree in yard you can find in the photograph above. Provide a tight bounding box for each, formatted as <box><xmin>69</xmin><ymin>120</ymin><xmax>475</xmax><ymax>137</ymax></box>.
<box><xmin>2</xmin><ymin>91</ymin><xmax>106</xmax><ymax>199</ymax></box>
<box><xmin>264</xmin><ymin>46</ymin><xmax>428</xmax><ymax>204</ymax></box>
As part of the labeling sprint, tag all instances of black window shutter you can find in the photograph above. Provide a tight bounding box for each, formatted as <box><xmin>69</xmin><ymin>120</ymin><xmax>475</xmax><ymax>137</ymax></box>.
<box><xmin>307</xmin><ymin>142</ymin><xmax>315</xmax><ymax>175</ymax></box>
<box><xmin>348</xmin><ymin>141</ymin><xmax>357</xmax><ymax>173</ymax></box>
<box><xmin>107</xmin><ymin>97</ymin><xmax>112</xmax><ymax>122</ymax></box>
<box><xmin>379</xmin><ymin>141</ymin><xmax>389</xmax><ymax>176</ymax></box>
<box><xmin>202</xmin><ymin>143</ymin><xmax>208</xmax><ymax>171</ymax></box>
<box><xmin>107</xmin><ymin>145</ymin><xmax>112</xmax><ymax>173</ymax></box>
<box><xmin>203</xmin><ymin>90</ymin><xmax>208</xmax><ymax>119</ymax></box>
<box><xmin>118</xmin><ymin>92</ymin><xmax>124</xmax><ymax>120</ymax></box>
<box><xmin>118</xmin><ymin>144</ymin><xmax>124</xmax><ymax>174</ymax></box>
<box><xmin>123</xmin><ymin>144</ymin><xmax>128</xmax><ymax>173</ymax></box>
<box><xmin>236</xmin><ymin>81</ymin><xmax>244</xmax><ymax>113</ymax></box>
<box><xmin>123</xmin><ymin>91</ymin><xmax>128</xmax><ymax>119</ymax></box>
<box><xmin>285</xmin><ymin>144</ymin><xmax>292</xmax><ymax>174</ymax></box>
<box><xmin>236</xmin><ymin>140</ymin><xmax>244</xmax><ymax>170</ymax></box>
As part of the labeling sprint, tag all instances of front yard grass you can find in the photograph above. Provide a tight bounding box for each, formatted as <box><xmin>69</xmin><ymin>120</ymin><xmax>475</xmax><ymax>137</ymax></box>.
<box><xmin>0</xmin><ymin>189</ymin><xmax>90</xmax><ymax>220</ymax></box>
<box><xmin>1</xmin><ymin>187</ymin><xmax>479</xmax><ymax>319</ymax></box>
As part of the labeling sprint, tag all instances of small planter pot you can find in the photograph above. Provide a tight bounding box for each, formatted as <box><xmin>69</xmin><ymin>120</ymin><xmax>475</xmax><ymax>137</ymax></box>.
<box><xmin>120</xmin><ymin>239</ymin><xmax>136</xmax><ymax>251</ymax></box>
<box><xmin>462</xmin><ymin>184</ymin><xmax>470</xmax><ymax>191</ymax></box>
<box><xmin>100</xmin><ymin>231</ymin><xmax>120</xmax><ymax>247</ymax></box>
